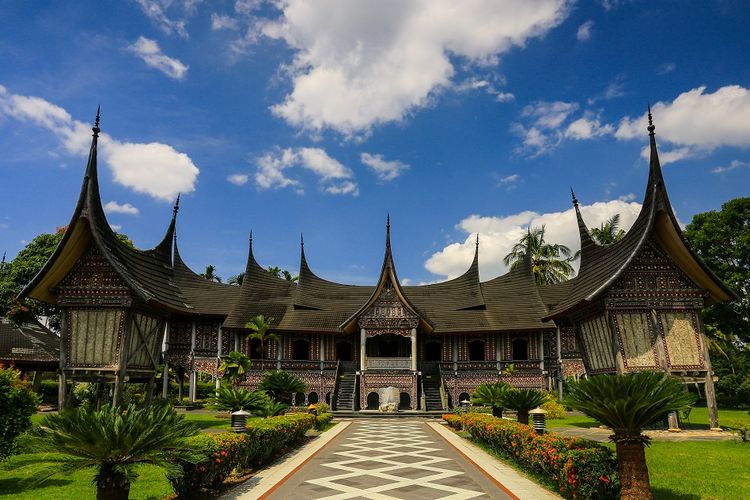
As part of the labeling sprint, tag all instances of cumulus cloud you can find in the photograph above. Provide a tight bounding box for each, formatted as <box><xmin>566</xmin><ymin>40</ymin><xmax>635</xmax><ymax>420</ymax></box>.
<box><xmin>254</xmin><ymin>147</ymin><xmax>358</xmax><ymax>196</ymax></box>
<box><xmin>128</xmin><ymin>37</ymin><xmax>189</xmax><ymax>80</ymax></box>
<box><xmin>252</xmin><ymin>0</ymin><xmax>570</xmax><ymax>136</ymax></box>
<box><xmin>104</xmin><ymin>201</ymin><xmax>140</xmax><ymax>215</ymax></box>
<box><xmin>499</xmin><ymin>173</ymin><xmax>520</xmax><ymax>184</ymax></box>
<box><xmin>227</xmin><ymin>173</ymin><xmax>249</xmax><ymax>185</ymax></box>
<box><xmin>454</xmin><ymin>76</ymin><xmax>515</xmax><ymax>102</ymax></box>
<box><xmin>565</xmin><ymin>114</ymin><xmax>614</xmax><ymax>140</ymax></box>
<box><xmin>361</xmin><ymin>153</ymin><xmax>409</xmax><ymax>181</ymax></box>
<box><xmin>424</xmin><ymin>199</ymin><xmax>642</xmax><ymax>280</ymax></box>
<box><xmin>134</xmin><ymin>0</ymin><xmax>193</xmax><ymax>38</ymax></box>
<box><xmin>576</xmin><ymin>20</ymin><xmax>594</xmax><ymax>41</ymax></box>
<box><xmin>512</xmin><ymin>100</ymin><xmax>578</xmax><ymax>155</ymax></box>
<box><xmin>616</xmin><ymin>86</ymin><xmax>750</xmax><ymax>162</ymax></box>
<box><xmin>657</xmin><ymin>62</ymin><xmax>676</xmax><ymax>75</ymax></box>
<box><xmin>0</xmin><ymin>85</ymin><xmax>200</xmax><ymax>201</ymax></box>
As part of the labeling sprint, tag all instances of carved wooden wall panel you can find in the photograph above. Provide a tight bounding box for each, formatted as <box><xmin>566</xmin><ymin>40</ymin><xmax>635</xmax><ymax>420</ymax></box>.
<box><xmin>578</xmin><ymin>315</ymin><xmax>615</xmax><ymax>373</ymax></box>
<box><xmin>57</xmin><ymin>245</ymin><xmax>131</xmax><ymax>306</ymax></box>
<box><xmin>66</xmin><ymin>307</ymin><xmax>124</xmax><ymax>367</ymax></box>
<box><xmin>127</xmin><ymin>313</ymin><xmax>164</xmax><ymax>369</ymax></box>
<box><xmin>658</xmin><ymin>311</ymin><xmax>704</xmax><ymax>370</ymax></box>
<box><xmin>357</xmin><ymin>284</ymin><xmax>419</xmax><ymax>334</ymax></box>
<box><xmin>612</xmin><ymin>311</ymin><xmax>658</xmax><ymax>370</ymax></box>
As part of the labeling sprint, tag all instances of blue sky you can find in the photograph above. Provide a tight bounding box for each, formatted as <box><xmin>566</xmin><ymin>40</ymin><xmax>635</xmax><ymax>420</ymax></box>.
<box><xmin>1</xmin><ymin>0</ymin><xmax>748</xmax><ymax>285</ymax></box>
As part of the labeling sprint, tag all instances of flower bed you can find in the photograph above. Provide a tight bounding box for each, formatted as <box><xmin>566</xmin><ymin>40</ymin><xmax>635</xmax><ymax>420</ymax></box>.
<box><xmin>443</xmin><ymin>413</ymin><xmax>619</xmax><ymax>499</ymax></box>
<box><xmin>169</xmin><ymin>413</ymin><xmax>315</xmax><ymax>495</ymax></box>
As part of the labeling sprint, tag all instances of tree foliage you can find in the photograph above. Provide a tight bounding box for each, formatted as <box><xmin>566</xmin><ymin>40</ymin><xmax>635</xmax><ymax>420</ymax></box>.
<box><xmin>684</xmin><ymin>197</ymin><xmax>750</xmax><ymax>406</ymax></box>
<box><xmin>470</xmin><ymin>382</ymin><xmax>510</xmax><ymax>417</ymax></box>
<box><xmin>503</xmin><ymin>226</ymin><xmax>576</xmax><ymax>285</ymax></box>
<box><xmin>200</xmin><ymin>265</ymin><xmax>222</xmax><ymax>283</ymax></box>
<box><xmin>499</xmin><ymin>388</ymin><xmax>547</xmax><ymax>425</ymax></box>
<box><xmin>590</xmin><ymin>213</ymin><xmax>626</xmax><ymax>245</ymax></box>
<box><xmin>245</xmin><ymin>315</ymin><xmax>279</xmax><ymax>371</ymax></box>
<box><xmin>218</xmin><ymin>351</ymin><xmax>252</xmax><ymax>385</ymax></box>
<box><xmin>0</xmin><ymin>366</ymin><xmax>40</xmax><ymax>461</ymax></box>
<box><xmin>212</xmin><ymin>387</ymin><xmax>270</xmax><ymax>413</ymax></box>
<box><xmin>266</xmin><ymin>266</ymin><xmax>298</xmax><ymax>282</ymax></box>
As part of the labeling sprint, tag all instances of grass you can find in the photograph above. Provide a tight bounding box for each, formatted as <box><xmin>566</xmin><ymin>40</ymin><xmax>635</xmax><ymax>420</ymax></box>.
<box><xmin>545</xmin><ymin>406</ymin><xmax>750</xmax><ymax>431</ymax></box>
<box><xmin>646</xmin><ymin>441</ymin><xmax>750</xmax><ymax>499</ymax></box>
<box><xmin>0</xmin><ymin>452</ymin><xmax>172</xmax><ymax>500</ymax></box>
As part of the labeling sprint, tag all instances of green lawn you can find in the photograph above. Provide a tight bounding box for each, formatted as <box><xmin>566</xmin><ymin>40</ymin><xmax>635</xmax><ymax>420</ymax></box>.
<box><xmin>648</xmin><ymin>441</ymin><xmax>750</xmax><ymax>499</ymax></box>
<box><xmin>0</xmin><ymin>453</ymin><xmax>172</xmax><ymax>500</ymax></box>
<box><xmin>546</xmin><ymin>406</ymin><xmax>750</xmax><ymax>431</ymax></box>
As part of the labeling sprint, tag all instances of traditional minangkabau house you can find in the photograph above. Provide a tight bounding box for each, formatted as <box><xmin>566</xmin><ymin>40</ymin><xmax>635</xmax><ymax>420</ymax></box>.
<box><xmin>0</xmin><ymin>317</ymin><xmax>60</xmax><ymax>382</ymax></box>
<box><xmin>20</xmin><ymin>110</ymin><xmax>736</xmax><ymax>427</ymax></box>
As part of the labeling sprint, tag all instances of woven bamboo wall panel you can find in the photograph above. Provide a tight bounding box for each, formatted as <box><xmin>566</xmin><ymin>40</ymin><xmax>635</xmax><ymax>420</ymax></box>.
<box><xmin>578</xmin><ymin>315</ymin><xmax>615</xmax><ymax>371</ymax></box>
<box><xmin>661</xmin><ymin>311</ymin><xmax>703</xmax><ymax>369</ymax></box>
<box><xmin>614</xmin><ymin>311</ymin><xmax>658</xmax><ymax>369</ymax></box>
<box><xmin>68</xmin><ymin>308</ymin><xmax>123</xmax><ymax>367</ymax></box>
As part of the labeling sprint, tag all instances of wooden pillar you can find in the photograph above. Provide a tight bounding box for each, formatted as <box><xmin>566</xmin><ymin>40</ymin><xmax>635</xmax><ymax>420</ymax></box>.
<box><xmin>320</xmin><ymin>334</ymin><xmax>326</xmax><ymax>371</ymax></box>
<box><xmin>496</xmin><ymin>333</ymin><xmax>501</xmax><ymax>372</ymax></box>
<box><xmin>162</xmin><ymin>362</ymin><xmax>170</xmax><ymax>399</ymax></box>
<box><xmin>696</xmin><ymin>315</ymin><xmax>720</xmax><ymax>429</ymax></box>
<box><xmin>556</xmin><ymin>325</ymin><xmax>563</xmax><ymax>400</ymax></box>
<box><xmin>410</xmin><ymin>328</ymin><xmax>417</xmax><ymax>371</ymax></box>
<box><xmin>451</xmin><ymin>335</ymin><xmax>457</xmax><ymax>372</ymax></box>
<box><xmin>58</xmin><ymin>310</ymin><xmax>68</xmax><ymax>409</ymax></box>
<box><xmin>277</xmin><ymin>335</ymin><xmax>282</xmax><ymax>370</ymax></box>
<box><xmin>113</xmin><ymin>310</ymin><xmax>132</xmax><ymax>407</ymax></box>
<box><xmin>177</xmin><ymin>368</ymin><xmax>184</xmax><ymax>402</ymax></box>
<box><xmin>360</xmin><ymin>328</ymin><xmax>367</xmax><ymax>371</ymax></box>
<box><xmin>188</xmin><ymin>320</ymin><xmax>196</xmax><ymax>404</ymax></box>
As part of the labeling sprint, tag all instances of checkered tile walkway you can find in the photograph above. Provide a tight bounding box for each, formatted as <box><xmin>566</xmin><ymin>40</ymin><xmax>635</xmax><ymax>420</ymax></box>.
<box><xmin>266</xmin><ymin>421</ymin><xmax>511</xmax><ymax>499</ymax></box>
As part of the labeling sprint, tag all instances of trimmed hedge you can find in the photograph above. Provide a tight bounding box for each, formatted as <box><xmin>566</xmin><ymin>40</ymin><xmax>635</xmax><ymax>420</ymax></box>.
<box><xmin>169</xmin><ymin>413</ymin><xmax>314</xmax><ymax>495</ymax></box>
<box><xmin>443</xmin><ymin>413</ymin><xmax>619</xmax><ymax>499</ymax></box>
<box><xmin>315</xmin><ymin>412</ymin><xmax>334</xmax><ymax>429</ymax></box>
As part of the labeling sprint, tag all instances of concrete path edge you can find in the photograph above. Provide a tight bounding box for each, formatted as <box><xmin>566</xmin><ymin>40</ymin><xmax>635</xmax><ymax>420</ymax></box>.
<box><xmin>222</xmin><ymin>420</ymin><xmax>352</xmax><ymax>499</ymax></box>
<box><xmin>426</xmin><ymin>422</ymin><xmax>562</xmax><ymax>500</ymax></box>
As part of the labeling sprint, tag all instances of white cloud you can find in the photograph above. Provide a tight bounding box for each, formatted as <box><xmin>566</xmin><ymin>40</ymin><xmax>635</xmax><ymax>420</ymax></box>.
<box><xmin>254</xmin><ymin>0</ymin><xmax>570</xmax><ymax>136</ymax></box>
<box><xmin>576</xmin><ymin>20</ymin><xmax>594</xmax><ymax>41</ymax></box>
<box><xmin>254</xmin><ymin>147</ymin><xmax>358</xmax><ymax>196</ymax></box>
<box><xmin>618</xmin><ymin>193</ymin><xmax>637</xmax><ymax>201</ymax></box>
<box><xmin>361</xmin><ymin>153</ymin><xmax>409</xmax><ymax>181</ymax></box>
<box><xmin>104</xmin><ymin>201</ymin><xmax>140</xmax><ymax>215</ymax></box>
<box><xmin>616</xmin><ymin>85</ymin><xmax>750</xmax><ymax>155</ymax></box>
<box><xmin>211</xmin><ymin>13</ymin><xmax>238</xmax><ymax>30</ymax></box>
<box><xmin>565</xmin><ymin>114</ymin><xmax>614</xmax><ymax>140</ymax></box>
<box><xmin>425</xmin><ymin>199</ymin><xmax>641</xmax><ymax>280</ymax></box>
<box><xmin>128</xmin><ymin>37</ymin><xmax>189</xmax><ymax>80</ymax></box>
<box><xmin>499</xmin><ymin>173</ymin><xmax>520</xmax><ymax>184</ymax></box>
<box><xmin>227</xmin><ymin>173</ymin><xmax>249</xmax><ymax>185</ymax></box>
<box><xmin>657</xmin><ymin>62</ymin><xmax>676</xmax><ymax>75</ymax></box>
<box><xmin>495</xmin><ymin>92</ymin><xmax>515</xmax><ymax>103</ymax></box>
<box><xmin>513</xmin><ymin>100</ymin><xmax>578</xmax><ymax>155</ymax></box>
<box><xmin>134</xmin><ymin>0</ymin><xmax>191</xmax><ymax>38</ymax></box>
<box><xmin>0</xmin><ymin>85</ymin><xmax>200</xmax><ymax>201</ymax></box>
<box><xmin>712</xmin><ymin>160</ymin><xmax>750</xmax><ymax>174</ymax></box>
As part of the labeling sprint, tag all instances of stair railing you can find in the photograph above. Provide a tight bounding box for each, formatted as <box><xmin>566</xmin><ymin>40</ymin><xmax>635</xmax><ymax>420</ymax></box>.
<box><xmin>437</xmin><ymin>363</ymin><xmax>448</xmax><ymax>410</ymax></box>
<box><xmin>332</xmin><ymin>360</ymin><xmax>341</xmax><ymax>411</ymax></box>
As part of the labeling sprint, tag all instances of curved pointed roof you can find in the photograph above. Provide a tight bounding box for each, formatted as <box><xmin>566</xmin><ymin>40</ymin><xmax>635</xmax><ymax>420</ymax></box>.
<box><xmin>20</xmin><ymin>111</ymin><xmax>192</xmax><ymax>313</ymax></box>
<box><xmin>222</xmin><ymin>234</ymin><xmax>297</xmax><ymax>329</ymax></box>
<box><xmin>339</xmin><ymin>217</ymin><xmax>434</xmax><ymax>333</ymax></box>
<box><xmin>542</xmin><ymin>111</ymin><xmax>737</xmax><ymax>320</ymax></box>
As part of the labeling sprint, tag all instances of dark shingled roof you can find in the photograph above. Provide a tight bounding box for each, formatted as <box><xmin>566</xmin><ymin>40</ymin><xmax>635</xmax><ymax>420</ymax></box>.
<box><xmin>0</xmin><ymin>317</ymin><xmax>59</xmax><ymax>367</ymax></box>
<box><xmin>172</xmin><ymin>243</ymin><xmax>241</xmax><ymax>317</ymax></box>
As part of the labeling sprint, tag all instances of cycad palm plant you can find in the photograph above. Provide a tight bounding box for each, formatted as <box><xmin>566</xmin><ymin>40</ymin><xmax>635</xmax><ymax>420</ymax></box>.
<box><xmin>259</xmin><ymin>370</ymin><xmax>306</xmax><ymax>405</ymax></box>
<box><xmin>245</xmin><ymin>315</ymin><xmax>279</xmax><ymax>371</ymax></box>
<box><xmin>565</xmin><ymin>371</ymin><xmax>695</xmax><ymax>500</ymax></box>
<box><xmin>500</xmin><ymin>388</ymin><xmax>547</xmax><ymax>425</ymax></box>
<box><xmin>219</xmin><ymin>351</ymin><xmax>252</xmax><ymax>385</ymax></box>
<box><xmin>213</xmin><ymin>386</ymin><xmax>269</xmax><ymax>413</ymax></box>
<box><xmin>28</xmin><ymin>404</ymin><xmax>200</xmax><ymax>500</ymax></box>
<box><xmin>470</xmin><ymin>382</ymin><xmax>510</xmax><ymax>417</ymax></box>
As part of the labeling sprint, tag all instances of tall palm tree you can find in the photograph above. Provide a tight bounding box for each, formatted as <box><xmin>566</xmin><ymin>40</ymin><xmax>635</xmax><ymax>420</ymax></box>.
<box><xmin>29</xmin><ymin>404</ymin><xmax>200</xmax><ymax>500</ymax></box>
<box><xmin>266</xmin><ymin>266</ymin><xmax>282</xmax><ymax>278</ymax></box>
<box><xmin>281</xmin><ymin>270</ymin><xmax>299</xmax><ymax>283</ymax></box>
<box><xmin>590</xmin><ymin>214</ymin><xmax>626</xmax><ymax>245</ymax></box>
<box><xmin>503</xmin><ymin>226</ymin><xmax>576</xmax><ymax>285</ymax></box>
<box><xmin>565</xmin><ymin>372</ymin><xmax>695</xmax><ymax>500</ymax></box>
<box><xmin>245</xmin><ymin>315</ymin><xmax>279</xmax><ymax>371</ymax></box>
<box><xmin>227</xmin><ymin>272</ymin><xmax>244</xmax><ymax>286</ymax></box>
<box><xmin>218</xmin><ymin>351</ymin><xmax>252</xmax><ymax>385</ymax></box>
<box><xmin>201</xmin><ymin>264</ymin><xmax>222</xmax><ymax>283</ymax></box>
<box><xmin>470</xmin><ymin>382</ymin><xmax>510</xmax><ymax>417</ymax></box>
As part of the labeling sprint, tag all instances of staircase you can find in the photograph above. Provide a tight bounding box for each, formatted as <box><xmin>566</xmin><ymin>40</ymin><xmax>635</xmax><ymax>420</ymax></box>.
<box><xmin>335</xmin><ymin>361</ymin><xmax>357</xmax><ymax>411</ymax></box>
<box><xmin>421</xmin><ymin>362</ymin><xmax>444</xmax><ymax>411</ymax></box>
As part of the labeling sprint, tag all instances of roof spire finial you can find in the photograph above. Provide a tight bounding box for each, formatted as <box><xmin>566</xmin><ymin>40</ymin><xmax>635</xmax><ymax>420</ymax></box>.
<box><xmin>249</xmin><ymin>230</ymin><xmax>253</xmax><ymax>245</ymax></box>
<box><xmin>476</xmin><ymin>233</ymin><xmax>480</xmax><ymax>249</ymax></box>
<box><xmin>173</xmin><ymin>193</ymin><xmax>180</xmax><ymax>217</ymax></box>
<box><xmin>571</xmin><ymin>186</ymin><xmax>578</xmax><ymax>207</ymax></box>
<box><xmin>647</xmin><ymin>104</ymin><xmax>655</xmax><ymax>136</ymax></box>
<box><xmin>300</xmin><ymin>232</ymin><xmax>304</xmax><ymax>248</ymax></box>
<box><xmin>93</xmin><ymin>105</ymin><xmax>101</xmax><ymax>136</ymax></box>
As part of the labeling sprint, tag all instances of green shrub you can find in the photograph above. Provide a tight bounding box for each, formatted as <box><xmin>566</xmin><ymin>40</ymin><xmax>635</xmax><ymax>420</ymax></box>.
<box><xmin>213</xmin><ymin>386</ymin><xmax>270</xmax><ymax>413</ymax></box>
<box><xmin>259</xmin><ymin>371</ymin><xmax>306</xmax><ymax>405</ymax></box>
<box><xmin>315</xmin><ymin>402</ymin><xmax>331</xmax><ymax>414</ymax></box>
<box><xmin>315</xmin><ymin>412</ymin><xmax>334</xmax><ymax>430</ymax></box>
<box><xmin>443</xmin><ymin>413</ymin><xmax>619</xmax><ymax>499</ymax></box>
<box><xmin>0</xmin><ymin>366</ymin><xmax>39</xmax><ymax>460</ymax></box>
<box><xmin>540</xmin><ymin>391</ymin><xmax>566</xmax><ymax>420</ymax></box>
<box><xmin>169</xmin><ymin>413</ymin><xmax>314</xmax><ymax>495</ymax></box>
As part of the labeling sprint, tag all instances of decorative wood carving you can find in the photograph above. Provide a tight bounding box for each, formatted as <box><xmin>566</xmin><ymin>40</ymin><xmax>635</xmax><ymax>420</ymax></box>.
<box><xmin>357</xmin><ymin>284</ymin><xmax>418</xmax><ymax>333</ymax></box>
